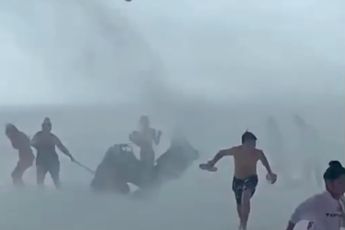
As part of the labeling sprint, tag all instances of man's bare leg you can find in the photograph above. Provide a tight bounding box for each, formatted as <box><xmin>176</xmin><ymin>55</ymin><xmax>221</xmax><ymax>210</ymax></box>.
<box><xmin>236</xmin><ymin>204</ymin><xmax>243</xmax><ymax>229</ymax></box>
<box><xmin>240</xmin><ymin>189</ymin><xmax>252</xmax><ymax>230</ymax></box>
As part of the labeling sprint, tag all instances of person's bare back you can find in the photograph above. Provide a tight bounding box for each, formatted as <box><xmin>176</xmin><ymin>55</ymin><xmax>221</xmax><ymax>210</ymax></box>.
<box><xmin>199</xmin><ymin>131</ymin><xmax>277</xmax><ymax>230</ymax></box>
<box><xmin>232</xmin><ymin>146</ymin><xmax>261</xmax><ymax>179</ymax></box>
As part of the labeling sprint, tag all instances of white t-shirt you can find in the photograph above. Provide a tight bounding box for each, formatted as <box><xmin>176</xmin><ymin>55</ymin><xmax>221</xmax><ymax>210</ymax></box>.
<box><xmin>290</xmin><ymin>191</ymin><xmax>345</xmax><ymax>230</ymax></box>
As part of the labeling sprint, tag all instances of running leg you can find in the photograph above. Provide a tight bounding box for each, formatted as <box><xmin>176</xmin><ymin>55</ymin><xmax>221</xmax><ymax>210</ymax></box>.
<box><xmin>13</xmin><ymin>158</ymin><xmax>33</xmax><ymax>185</ymax></box>
<box><xmin>240</xmin><ymin>189</ymin><xmax>252</xmax><ymax>230</ymax></box>
<box><xmin>37</xmin><ymin>165</ymin><xmax>48</xmax><ymax>186</ymax></box>
<box><xmin>11</xmin><ymin>163</ymin><xmax>24</xmax><ymax>185</ymax></box>
<box><xmin>233</xmin><ymin>179</ymin><xmax>244</xmax><ymax>230</ymax></box>
<box><xmin>240</xmin><ymin>176</ymin><xmax>258</xmax><ymax>230</ymax></box>
<box><xmin>236</xmin><ymin>204</ymin><xmax>244</xmax><ymax>230</ymax></box>
<box><xmin>49</xmin><ymin>161</ymin><xmax>61</xmax><ymax>189</ymax></box>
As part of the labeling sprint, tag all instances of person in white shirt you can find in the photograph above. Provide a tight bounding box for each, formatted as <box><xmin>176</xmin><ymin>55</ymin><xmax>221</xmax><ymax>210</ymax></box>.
<box><xmin>286</xmin><ymin>161</ymin><xmax>345</xmax><ymax>230</ymax></box>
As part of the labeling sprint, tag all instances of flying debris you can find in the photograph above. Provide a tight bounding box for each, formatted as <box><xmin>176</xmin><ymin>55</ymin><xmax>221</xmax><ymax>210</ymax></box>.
<box><xmin>90</xmin><ymin>138</ymin><xmax>199</xmax><ymax>195</ymax></box>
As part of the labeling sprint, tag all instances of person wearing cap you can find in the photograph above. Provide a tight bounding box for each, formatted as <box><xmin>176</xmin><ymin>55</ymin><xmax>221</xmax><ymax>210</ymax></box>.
<box><xmin>31</xmin><ymin>118</ymin><xmax>75</xmax><ymax>188</ymax></box>
<box><xmin>199</xmin><ymin>131</ymin><xmax>277</xmax><ymax>230</ymax></box>
<box><xmin>129</xmin><ymin>115</ymin><xmax>162</xmax><ymax>182</ymax></box>
<box><xmin>286</xmin><ymin>161</ymin><xmax>345</xmax><ymax>230</ymax></box>
<box><xmin>5</xmin><ymin>124</ymin><xmax>34</xmax><ymax>185</ymax></box>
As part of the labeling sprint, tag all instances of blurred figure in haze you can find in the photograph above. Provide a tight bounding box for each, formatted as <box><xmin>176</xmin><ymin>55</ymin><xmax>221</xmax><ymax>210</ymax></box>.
<box><xmin>200</xmin><ymin>131</ymin><xmax>277</xmax><ymax>230</ymax></box>
<box><xmin>129</xmin><ymin>115</ymin><xmax>162</xmax><ymax>179</ymax></box>
<box><xmin>286</xmin><ymin>161</ymin><xmax>345</xmax><ymax>230</ymax></box>
<box><xmin>294</xmin><ymin>115</ymin><xmax>323</xmax><ymax>187</ymax></box>
<box><xmin>265</xmin><ymin>117</ymin><xmax>289</xmax><ymax>182</ymax></box>
<box><xmin>5</xmin><ymin>124</ymin><xmax>34</xmax><ymax>186</ymax></box>
<box><xmin>31</xmin><ymin>118</ymin><xmax>75</xmax><ymax>188</ymax></box>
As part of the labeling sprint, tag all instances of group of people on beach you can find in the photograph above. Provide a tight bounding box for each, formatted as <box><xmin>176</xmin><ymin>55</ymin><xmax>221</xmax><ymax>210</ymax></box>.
<box><xmin>5</xmin><ymin>118</ymin><xmax>74</xmax><ymax>188</ymax></box>
<box><xmin>4</xmin><ymin>114</ymin><xmax>344</xmax><ymax>230</ymax></box>
<box><xmin>5</xmin><ymin>115</ymin><xmax>161</xmax><ymax>189</ymax></box>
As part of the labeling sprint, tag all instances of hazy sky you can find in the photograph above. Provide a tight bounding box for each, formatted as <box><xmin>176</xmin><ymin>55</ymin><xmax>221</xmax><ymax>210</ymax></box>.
<box><xmin>0</xmin><ymin>0</ymin><xmax>343</xmax><ymax>105</ymax></box>
<box><xmin>0</xmin><ymin>3</ymin><xmax>343</xmax><ymax>230</ymax></box>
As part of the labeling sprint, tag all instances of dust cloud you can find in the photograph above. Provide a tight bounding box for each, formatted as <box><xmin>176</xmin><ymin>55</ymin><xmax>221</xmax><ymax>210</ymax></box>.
<box><xmin>0</xmin><ymin>0</ymin><xmax>344</xmax><ymax>229</ymax></box>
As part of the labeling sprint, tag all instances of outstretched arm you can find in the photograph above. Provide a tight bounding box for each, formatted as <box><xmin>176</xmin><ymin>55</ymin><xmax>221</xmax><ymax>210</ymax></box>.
<box><xmin>208</xmin><ymin>148</ymin><xmax>234</xmax><ymax>167</ymax></box>
<box><xmin>286</xmin><ymin>222</ymin><xmax>295</xmax><ymax>230</ymax></box>
<box><xmin>258</xmin><ymin>150</ymin><xmax>273</xmax><ymax>174</ymax></box>
<box><xmin>286</xmin><ymin>197</ymin><xmax>316</xmax><ymax>230</ymax></box>
<box><xmin>340</xmin><ymin>196</ymin><xmax>345</xmax><ymax>228</ymax></box>
<box><xmin>55</xmin><ymin>136</ymin><xmax>74</xmax><ymax>161</ymax></box>
<box><xmin>8</xmin><ymin>137</ymin><xmax>17</xmax><ymax>149</ymax></box>
<box><xmin>31</xmin><ymin>133</ymin><xmax>39</xmax><ymax>149</ymax></box>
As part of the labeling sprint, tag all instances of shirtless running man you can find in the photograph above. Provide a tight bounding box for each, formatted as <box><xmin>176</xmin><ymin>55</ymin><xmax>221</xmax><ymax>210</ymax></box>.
<box><xmin>200</xmin><ymin>131</ymin><xmax>277</xmax><ymax>230</ymax></box>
